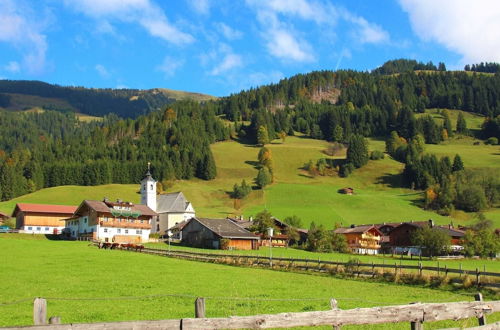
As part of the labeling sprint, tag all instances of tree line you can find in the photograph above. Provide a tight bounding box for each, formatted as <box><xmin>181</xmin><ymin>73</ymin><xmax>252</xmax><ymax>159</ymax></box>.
<box><xmin>0</xmin><ymin>101</ymin><xmax>229</xmax><ymax>201</ymax></box>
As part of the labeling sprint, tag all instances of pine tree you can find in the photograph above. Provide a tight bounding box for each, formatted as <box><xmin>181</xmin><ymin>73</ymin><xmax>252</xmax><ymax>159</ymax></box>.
<box><xmin>452</xmin><ymin>154</ymin><xmax>464</xmax><ymax>172</ymax></box>
<box><xmin>257</xmin><ymin>125</ymin><xmax>270</xmax><ymax>146</ymax></box>
<box><xmin>346</xmin><ymin>135</ymin><xmax>369</xmax><ymax>168</ymax></box>
<box><xmin>332</xmin><ymin>124</ymin><xmax>343</xmax><ymax>142</ymax></box>
<box><xmin>255</xmin><ymin>167</ymin><xmax>271</xmax><ymax>189</ymax></box>
<box><xmin>456</xmin><ymin>112</ymin><xmax>467</xmax><ymax>134</ymax></box>
<box><xmin>442</xmin><ymin>110</ymin><xmax>453</xmax><ymax>137</ymax></box>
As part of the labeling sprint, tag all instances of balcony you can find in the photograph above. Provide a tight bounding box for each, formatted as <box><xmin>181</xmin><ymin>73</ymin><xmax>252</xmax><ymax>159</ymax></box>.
<box><xmin>361</xmin><ymin>233</ymin><xmax>381</xmax><ymax>241</ymax></box>
<box><xmin>100</xmin><ymin>221</ymin><xmax>151</xmax><ymax>230</ymax></box>
<box><xmin>351</xmin><ymin>240</ymin><xmax>381</xmax><ymax>249</ymax></box>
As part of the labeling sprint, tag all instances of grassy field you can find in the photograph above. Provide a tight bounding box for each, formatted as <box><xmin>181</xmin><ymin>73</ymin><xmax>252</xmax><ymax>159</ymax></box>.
<box><xmin>0</xmin><ymin>234</ymin><xmax>496</xmax><ymax>329</ymax></box>
<box><xmin>145</xmin><ymin>241</ymin><xmax>500</xmax><ymax>273</ymax></box>
<box><xmin>1</xmin><ymin>133</ymin><xmax>498</xmax><ymax>228</ymax></box>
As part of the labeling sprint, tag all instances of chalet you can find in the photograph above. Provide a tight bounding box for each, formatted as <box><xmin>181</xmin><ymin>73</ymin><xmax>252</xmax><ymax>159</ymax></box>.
<box><xmin>13</xmin><ymin>203</ymin><xmax>77</xmax><ymax>234</ymax></box>
<box><xmin>229</xmin><ymin>217</ymin><xmax>308</xmax><ymax>247</ymax></box>
<box><xmin>334</xmin><ymin>225</ymin><xmax>382</xmax><ymax>254</ymax></box>
<box><xmin>389</xmin><ymin>220</ymin><xmax>465</xmax><ymax>248</ymax></box>
<box><xmin>140</xmin><ymin>168</ymin><xmax>195</xmax><ymax>234</ymax></box>
<box><xmin>64</xmin><ymin>199</ymin><xmax>156</xmax><ymax>243</ymax></box>
<box><xmin>181</xmin><ymin>217</ymin><xmax>259</xmax><ymax>250</ymax></box>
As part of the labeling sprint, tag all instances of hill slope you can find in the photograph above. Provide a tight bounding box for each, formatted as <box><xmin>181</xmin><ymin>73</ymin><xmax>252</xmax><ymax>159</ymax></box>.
<box><xmin>0</xmin><ymin>80</ymin><xmax>215</xmax><ymax>118</ymax></box>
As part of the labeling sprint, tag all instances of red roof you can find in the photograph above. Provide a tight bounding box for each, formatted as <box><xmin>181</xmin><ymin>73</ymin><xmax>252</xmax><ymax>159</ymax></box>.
<box><xmin>13</xmin><ymin>203</ymin><xmax>78</xmax><ymax>216</ymax></box>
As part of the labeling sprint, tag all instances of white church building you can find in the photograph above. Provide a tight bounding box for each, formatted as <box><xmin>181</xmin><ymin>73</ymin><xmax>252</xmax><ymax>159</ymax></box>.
<box><xmin>141</xmin><ymin>168</ymin><xmax>196</xmax><ymax>235</ymax></box>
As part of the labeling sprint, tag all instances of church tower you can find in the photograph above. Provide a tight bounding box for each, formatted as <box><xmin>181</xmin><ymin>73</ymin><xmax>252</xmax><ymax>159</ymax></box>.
<box><xmin>140</xmin><ymin>162</ymin><xmax>157</xmax><ymax>212</ymax></box>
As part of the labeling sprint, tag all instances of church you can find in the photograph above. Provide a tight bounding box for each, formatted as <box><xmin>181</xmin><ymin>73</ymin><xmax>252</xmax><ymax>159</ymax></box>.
<box><xmin>140</xmin><ymin>168</ymin><xmax>196</xmax><ymax>235</ymax></box>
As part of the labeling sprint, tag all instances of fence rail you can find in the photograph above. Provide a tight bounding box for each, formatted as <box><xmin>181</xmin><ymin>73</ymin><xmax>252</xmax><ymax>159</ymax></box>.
<box><xmin>131</xmin><ymin>246</ymin><xmax>500</xmax><ymax>288</ymax></box>
<box><xmin>2</xmin><ymin>297</ymin><xmax>499</xmax><ymax>330</ymax></box>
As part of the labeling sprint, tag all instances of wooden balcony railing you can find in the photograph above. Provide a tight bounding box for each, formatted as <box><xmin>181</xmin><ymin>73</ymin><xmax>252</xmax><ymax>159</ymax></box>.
<box><xmin>100</xmin><ymin>221</ymin><xmax>151</xmax><ymax>229</ymax></box>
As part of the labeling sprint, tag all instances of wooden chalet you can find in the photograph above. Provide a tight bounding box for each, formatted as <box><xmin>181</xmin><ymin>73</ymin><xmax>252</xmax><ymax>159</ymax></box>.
<box><xmin>0</xmin><ymin>211</ymin><xmax>10</xmax><ymax>224</ymax></box>
<box><xmin>389</xmin><ymin>220</ymin><xmax>465</xmax><ymax>248</ymax></box>
<box><xmin>13</xmin><ymin>203</ymin><xmax>78</xmax><ymax>234</ymax></box>
<box><xmin>181</xmin><ymin>217</ymin><xmax>259</xmax><ymax>250</ymax></box>
<box><xmin>334</xmin><ymin>225</ymin><xmax>382</xmax><ymax>254</ymax></box>
<box><xmin>64</xmin><ymin>199</ymin><xmax>156</xmax><ymax>243</ymax></box>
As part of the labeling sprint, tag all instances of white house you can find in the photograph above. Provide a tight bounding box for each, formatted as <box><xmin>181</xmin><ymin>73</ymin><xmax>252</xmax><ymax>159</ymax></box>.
<box><xmin>64</xmin><ymin>199</ymin><xmax>157</xmax><ymax>243</ymax></box>
<box><xmin>140</xmin><ymin>169</ymin><xmax>195</xmax><ymax>235</ymax></box>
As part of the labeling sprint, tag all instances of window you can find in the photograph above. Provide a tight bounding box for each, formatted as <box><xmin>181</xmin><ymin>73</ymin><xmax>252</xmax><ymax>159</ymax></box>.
<box><xmin>140</xmin><ymin>220</ymin><xmax>144</xmax><ymax>223</ymax></box>
<box><xmin>117</xmin><ymin>229</ymin><xmax>121</xmax><ymax>234</ymax></box>
<box><xmin>84</xmin><ymin>218</ymin><xmax>87</xmax><ymax>223</ymax></box>
<box><xmin>103</xmin><ymin>228</ymin><xmax>108</xmax><ymax>233</ymax></box>
<box><xmin>45</xmin><ymin>227</ymin><xmax>49</xmax><ymax>231</ymax></box>
<box><xmin>27</xmin><ymin>227</ymin><xmax>32</xmax><ymax>230</ymax></box>
<box><xmin>125</xmin><ymin>229</ymin><xmax>129</xmax><ymax>234</ymax></box>
<box><xmin>150</xmin><ymin>184</ymin><xmax>153</xmax><ymax>190</ymax></box>
<box><xmin>36</xmin><ymin>227</ymin><xmax>41</xmax><ymax>231</ymax></box>
<box><xmin>136</xmin><ymin>230</ymin><xmax>142</xmax><ymax>234</ymax></box>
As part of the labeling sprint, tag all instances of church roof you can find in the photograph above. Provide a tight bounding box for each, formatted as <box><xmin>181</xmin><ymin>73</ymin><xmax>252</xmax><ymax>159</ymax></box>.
<box><xmin>156</xmin><ymin>192</ymin><xmax>193</xmax><ymax>213</ymax></box>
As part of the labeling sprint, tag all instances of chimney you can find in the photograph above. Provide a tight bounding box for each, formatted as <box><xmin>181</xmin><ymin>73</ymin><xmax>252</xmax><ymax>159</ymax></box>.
<box><xmin>428</xmin><ymin>219</ymin><xmax>434</xmax><ymax>228</ymax></box>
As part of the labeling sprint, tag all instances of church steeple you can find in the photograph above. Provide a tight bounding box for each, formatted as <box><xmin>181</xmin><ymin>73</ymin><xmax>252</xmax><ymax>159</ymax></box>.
<box><xmin>140</xmin><ymin>162</ymin><xmax>157</xmax><ymax>211</ymax></box>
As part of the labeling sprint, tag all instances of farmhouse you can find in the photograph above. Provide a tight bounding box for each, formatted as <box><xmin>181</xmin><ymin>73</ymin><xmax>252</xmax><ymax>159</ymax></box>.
<box><xmin>64</xmin><ymin>199</ymin><xmax>156</xmax><ymax>243</ymax></box>
<box><xmin>13</xmin><ymin>203</ymin><xmax>77</xmax><ymax>234</ymax></box>
<box><xmin>389</xmin><ymin>220</ymin><xmax>465</xmax><ymax>248</ymax></box>
<box><xmin>140</xmin><ymin>168</ymin><xmax>195</xmax><ymax>234</ymax></box>
<box><xmin>334</xmin><ymin>225</ymin><xmax>382</xmax><ymax>254</ymax></box>
<box><xmin>0</xmin><ymin>211</ymin><xmax>10</xmax><ymax>224</ymax></box>
<box><xmin>181</xmin><ymin>217</ymin><xmax>259</xmax><ymax>250</ymax></box>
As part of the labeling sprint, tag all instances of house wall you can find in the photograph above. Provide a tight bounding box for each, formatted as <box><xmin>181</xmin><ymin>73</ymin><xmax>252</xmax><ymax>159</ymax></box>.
<box><xmin>156</xmin><ymin>212</ymin><xmax>194</xmax><ymax>234</ymax></box>
<box><xmin>228</xmin><ymin>239</ymin><xmax>254</xmax><ymax>250</ymax></box>
<box><xmin>181</xmin><ymin>220</ymin><xmax>217</xmax><ymax>248</ymax></box>
<box><xmin>389</xmin><ymin>224</ymin><xmax>416</xmax><ymax>247</ymax></box>
<box><xmin>18</xmin><ymin>212</ymin><xmax>74</xmax><ymax>234</ymax></box>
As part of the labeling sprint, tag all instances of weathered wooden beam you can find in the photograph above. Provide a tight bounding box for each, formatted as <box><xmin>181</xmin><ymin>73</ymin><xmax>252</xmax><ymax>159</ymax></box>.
<box><xmin>1</xmin><ymin>319</ymin><xmax>181</xmax><ymax>330</ymax></box>
<box><xmin>33</xmin><ymin>298</ymin><xmax>46</xmax><ymax>325</ymax></box>
<box><xmin>475</xmin><ymin>293</ymin><xmax>486</xmax><ymax>326</ymax></box>
<box><xmin>181</xmin><ymin>301</ymin><xmax>500</xmax><ymax>329</ymax></box>
<box><xmin>195</xmin><ymin>297</ymin><xmax>206</xmax><ymax>318</ymax></box>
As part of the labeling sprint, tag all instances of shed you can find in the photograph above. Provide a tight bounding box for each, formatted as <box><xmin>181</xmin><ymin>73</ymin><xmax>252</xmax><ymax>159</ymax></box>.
<box><xmin>181</xmin><ymin>217</ymin><xmax>259</xmax><ymax>250</ymax></box>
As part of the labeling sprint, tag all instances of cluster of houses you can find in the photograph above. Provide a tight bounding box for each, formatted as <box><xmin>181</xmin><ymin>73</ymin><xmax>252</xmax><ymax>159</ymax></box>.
<box><xmin>8</xmin><ymin>168</ymin><xmax>468</xmax><ymax>255</ymax></box>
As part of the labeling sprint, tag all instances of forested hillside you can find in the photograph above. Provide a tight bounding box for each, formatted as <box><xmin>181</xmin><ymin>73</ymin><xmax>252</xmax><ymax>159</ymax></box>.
<box><xmin>0</xmin><ymin>80</ymin><xmax>214</xmax><ymax>118</ymax></box>
<box><xmin>0</xmin><ymin>59</ymin><xmax>499</xmax><ymax>205</ymax></box>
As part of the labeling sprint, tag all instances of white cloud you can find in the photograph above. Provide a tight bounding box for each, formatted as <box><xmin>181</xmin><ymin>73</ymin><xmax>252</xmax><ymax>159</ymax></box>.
<box><xmin>187</xmin><ymin>0</ymin><xmax>211</xmax><ymax>15</ymax></box>
<box><xmin>0</xmin><ymin>0</ymin><xmax>48</xmax><ymax>74</ymax></box>
<box><xmin>210</xmin><ymin>53</ymin><xmax>243</xmax><ymax>75</ymax></box>
<box><xmin>266</xmin><ymin>29</ymin><xmax>314</xmax><ymax>62</ymax></box>
<box><xmin>95</xmin><ymin>64</ymin><xmax>110</xmax><ymax>78</ymax></box>
<box><xmin>399</xmin><ymin>0</ymin><xmax>500</xmax><ymax>63</ymax></box>
<box><xmin>4</xmin><ymin>61</ymin><xmax>20</xmax><ymax>73</ymax></box>
<box><xmin>66</xmin><ymin>0</ymin><xmax>194</xmax><ymax>45</ymax></box>
<box><xmin>215</xmin><ymin>23</ymin><xmax>243</xmax><ymax>40</ymax></box>
<box><xmin>246</xmin><ymin>0</ymin><xmax>389</xmax><ymax>62</ymax></box>
<box><xmin>157</xmin><ymin>56</ymin><xmax>185</xmax><ymax>77</ymax></box>
<box><xmin>248</xmin><ymin>70</ymin><xmax>284</xmax><ymax>87</ymax></box>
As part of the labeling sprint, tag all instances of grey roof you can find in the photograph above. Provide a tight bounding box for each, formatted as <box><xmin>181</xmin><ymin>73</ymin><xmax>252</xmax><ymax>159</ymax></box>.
<box><xmin>156</xmin><ymin>192</ymin><xmax>193</xmax><ymax>213</ymax></box>
<box><xmin>192</xmin><ymin>217</ymin><xmax>259</xmax><ymax>240</ymax></box>
<box><xmin>334</xmin><ymin>225</ymin><xmax>382</xmax><ymax>235</ymax></box>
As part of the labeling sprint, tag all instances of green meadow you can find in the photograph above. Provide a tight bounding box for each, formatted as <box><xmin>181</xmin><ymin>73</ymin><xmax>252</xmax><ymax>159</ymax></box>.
<box><xmin>0</xmin><ymin>235</ymin><xmax>497</xmax><ymax>329</ymax></box>
<box><xmin>1</xmin><ymin>130</ymin><xmax>498</xmax><ymax>228</ymax></box>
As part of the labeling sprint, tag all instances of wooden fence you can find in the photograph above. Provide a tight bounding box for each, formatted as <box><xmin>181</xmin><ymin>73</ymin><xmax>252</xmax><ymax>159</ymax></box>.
<box><xmin>2</xmin><ymin>295</ymin><xmax>499</xmax><ymax>329</ymax></box>
<box><xmin>135</xmin><ymin>246</ymin><xmax>500</xmax><ymax>288</ymax></box>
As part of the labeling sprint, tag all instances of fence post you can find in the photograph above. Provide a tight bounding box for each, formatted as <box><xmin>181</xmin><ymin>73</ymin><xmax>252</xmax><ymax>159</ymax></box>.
<box><xmin>49</xmin><ymin>316</ymin><xmax>61</xmax><ymax>325</ymax></box>
<box><xmin>318</xmin><ymin>258</ymin><xmax>321</xmax><ymax>271</ymax></box>
<box><xmin>33</xmin><ymin>298</ymin><xmax>47</xmax><ymax>325</ymax></box>
<box><xmin>410</xmin><ymin>302</ymin><xmax>423</xmax><ymax>330</ymax></box>
<box><xmin>195</xmin><ymin>297</ymin><xmax>205</xmax><ymax>318</ymax></box>
<box><xmin>371</xmin><ymin>261</ymin><xmax>375</xmax><ymax>278</ymax></box>
<box><xmin>476</xmin><ymin>268</ymin><xmax>480</xmax><ymax>288</ymax></box>
<box><xmin>330</xmin><ymin>298</ymin><xmax>340</xmax><ymax>330</ymax></box>
<box><xmin>475</xmin><ymin>293</ymin><xmax>486</xmax><ymax>326</ymax></box>
<box><xmin>418</xmin><ymin>262</ymin><xmax>422</xmax><ymax>276</ymax></box>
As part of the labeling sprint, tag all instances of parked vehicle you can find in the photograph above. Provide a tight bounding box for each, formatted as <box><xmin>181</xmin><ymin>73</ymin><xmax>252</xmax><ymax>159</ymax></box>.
<box><xmin>0</xmin><ymin>225</ymin><xmax>11</xmax><ymax>233</ymax></box>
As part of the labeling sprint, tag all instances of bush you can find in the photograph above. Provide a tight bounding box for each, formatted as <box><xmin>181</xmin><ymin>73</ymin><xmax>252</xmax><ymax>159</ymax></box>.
<box><xmin>339</xmin><ymin>162</ymin><xmax>354</xmax><ymax>177</ymax></box>
<box><xmin>486</xmin><ymin>137</ymin><xmax>498</xmax><ymax>145</ymax></box>
<box><xmin>370</xmin><ymin>150</ymin><xmax>385</xmax><ymax>160</ymax></box>
<box><xmin>220</xmin><ymin>238</ymin><xmax>231</xmax><ymax>250</ymax></box>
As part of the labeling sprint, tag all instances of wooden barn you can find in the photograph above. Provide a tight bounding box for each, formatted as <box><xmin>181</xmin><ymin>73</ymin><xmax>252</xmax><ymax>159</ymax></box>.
<box><xmin>389</xmin><ymin>220</ymin><xmax>465</xmax><ymax>248</ymax></box>
<box><xmin>13</xmin><ymin>203</ymin><xmax>78</xmax><ymax>234</ymax></box>
<box><xmin>181</xmin><ymin>217</ymin><xmax>259</xmax><ymax>250</ymax></box>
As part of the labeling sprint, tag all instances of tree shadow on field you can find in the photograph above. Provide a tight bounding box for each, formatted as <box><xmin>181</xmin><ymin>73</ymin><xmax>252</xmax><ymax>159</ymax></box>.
<box><xmin>245</xmin><ymin>160</ymin><xmax>261</xmax><ymax>169</ymax></box>
<box><xmin>375</xmin><ymin>172</ymin><xmax>405</xmax><ymax>189</ymax></box>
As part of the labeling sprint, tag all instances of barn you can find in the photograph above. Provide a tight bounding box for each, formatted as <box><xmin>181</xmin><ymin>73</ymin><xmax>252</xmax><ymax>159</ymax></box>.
<box><xmin>181</xmin><ymin>217</ymin><xmax>259</xmax><ymax>250</ymax></box>
<box><xmin>13</xmin><ymin>203</ymin><xmax>78</xmax><ymax>234</ymax></box>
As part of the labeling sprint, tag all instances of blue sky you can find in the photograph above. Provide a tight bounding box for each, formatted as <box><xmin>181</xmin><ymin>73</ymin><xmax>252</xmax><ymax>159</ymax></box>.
<box><xmin>0</xmin><ymin>0</ymin><xmax>499</xmax><ymax>96</ymax></box>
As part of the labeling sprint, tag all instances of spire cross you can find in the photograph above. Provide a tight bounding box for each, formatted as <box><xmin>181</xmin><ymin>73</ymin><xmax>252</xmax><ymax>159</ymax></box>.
<box><xmin>147</xmin><ymin>162</ymin><xmax>151</xmax><ymax>172</ymax></box>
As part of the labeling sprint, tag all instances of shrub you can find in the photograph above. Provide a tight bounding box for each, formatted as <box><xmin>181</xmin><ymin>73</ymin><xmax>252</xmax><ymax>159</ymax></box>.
<box><xmin>461</xmin><ymin>275</ymin><xmax>473</xmax><ymax>289</ymax></box>
<box><xmin>486</xmin><ymin>137</ymin><xmax>498</xmax><ymax>145</ymax></box>
<box><xmin>220</xmin><ymin>238</ymin><xmax>231</xmax><ymax>250</ymax></box>
<box><xmin>370</xmin><ymin>150</ymin><xmax>385</xmax><ymax>160</ymax></box>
